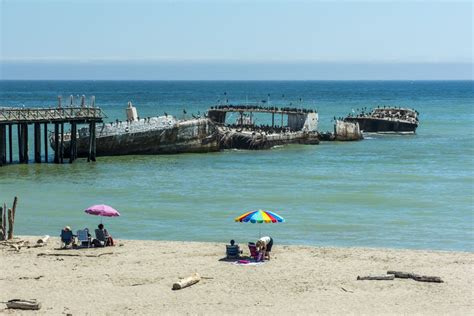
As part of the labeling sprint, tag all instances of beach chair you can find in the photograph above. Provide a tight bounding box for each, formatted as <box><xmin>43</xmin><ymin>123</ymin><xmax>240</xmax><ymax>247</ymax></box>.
<box><xmin>76</xmin><ymin>228</ymin><xmax>91</xmax><ymax>248</ymax></box>
<box><xmin>226</xmin><ymin>245</ymin><xmax>241</xmax><ymax>259</ymax></box>
<box><xmin>60</xmin><ymin>230</ymin><xmax>74</xmax><ymax>248</ymax></box>
<box><xmin>248</xmin><ymin>242</ymin><xmax>258</xmax><ymax>259</ymax></box>
<box><xmin>94</xmin><ymin>229</ymin><xmax>108</xmax><ymax>247</ymax></box>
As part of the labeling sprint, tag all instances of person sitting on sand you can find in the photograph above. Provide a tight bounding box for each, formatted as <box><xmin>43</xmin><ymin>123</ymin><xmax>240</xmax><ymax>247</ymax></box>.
<box><xmin>60</xmin><ymin>226</ymin><xmax>76</xmax><ymax>248</ymax></box>
<box><xmin>256</xmin><ymin>236</ymin><xmax>273</xmax><ymax>261</ymax></box>
<box><xmin>226</xmin><ymin>239</ymin><xmax>242</xmax><ymax>259</ymax></box>
<box><xmin>95</xmin><ymin>223</ymin><xmax>114</xmax><ymax>246</ymax></box>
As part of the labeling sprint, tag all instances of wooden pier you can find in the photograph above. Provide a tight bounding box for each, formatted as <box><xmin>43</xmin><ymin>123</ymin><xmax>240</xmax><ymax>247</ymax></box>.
<box><xmin>0</xmin><ymin>96</ymin><xmax>104</xmax><ymax>166</ymax></box>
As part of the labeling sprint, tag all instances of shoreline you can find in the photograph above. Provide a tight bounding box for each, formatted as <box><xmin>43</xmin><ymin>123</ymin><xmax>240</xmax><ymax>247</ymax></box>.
<box><xmin>1</xmin><ymin>236</ymin><xmax>472</xmax><ymax>314</ymax></box>
<box><xmin>12</xmin><ymin>234</ymin><xmax>474</xmax><ymax>254</ymax></box>
<box><xmin>9</xmin><ymin>234</ymin><xmax>474</xmax><ymax>254</ymax></box>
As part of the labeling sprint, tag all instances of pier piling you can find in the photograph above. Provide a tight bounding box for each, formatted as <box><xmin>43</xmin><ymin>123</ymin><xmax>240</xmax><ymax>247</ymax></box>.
<box><xmin>17</xmin><ymin>124</ymin><xmax>23</xmax><ymax>163</ymax></box>
<box><xmin>69</xmin><ymin>122</ymin><xmax>77</xmax><ymax>163</ymax></box>
<box><xmin>8</xmin><ymin>124</ymin><xmax>13</xmax><ymax>163</ymax></box>
<box><xmin>43</xmin><ymin>123</ymin><xmax>48</xmax><ymax>163</ymax></box>
<box><xmin>34</xmin><ymin>123</ymin><xmax>41</xmax><ymax>163</ymax></box>
<box><xmin>92</xmin><ymin>123</ymin><xmax>96</xmax><ymax>161</ymax></box>
<box><xmin>0</xmin><ymin>102</ymin><xmax>104</xmax><ymax>166</ymax></box>
<box><xmin>0</xmin><ymin>124</ymin><xmax>6</xmax><ymax>166</ymax></box>
<box><xmin>22</xmin><ymin>124</ymin><xmax>29</xmax><ymax>164</ymax></box>
<box><xmin>54</xmin><ymin>123</ymin><xmax>59</xmax><ymax>164</ymax></box>
<box><xmin>60</xmin><ymin>123</ymin><xmax>64</xmax><ymax>164</ymax></box>
<box><xmin>88</xmin><ymin>122</ymin><xmax>97</xmax><ymax>162</ymax></box>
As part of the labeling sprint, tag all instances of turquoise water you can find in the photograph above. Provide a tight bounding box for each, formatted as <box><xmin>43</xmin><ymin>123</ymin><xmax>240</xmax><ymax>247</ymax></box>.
<box><xmin>0</xmin><ymin>81</ymin><xmax>473</xmax><ymax>251</ymax></box>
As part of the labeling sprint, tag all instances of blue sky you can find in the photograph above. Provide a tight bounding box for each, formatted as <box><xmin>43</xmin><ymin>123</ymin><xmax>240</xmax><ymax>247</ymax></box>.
<box><xmin>0</xmin><ymin>0</ymin><xmax>472</xmax><ymax>79</ymax></box>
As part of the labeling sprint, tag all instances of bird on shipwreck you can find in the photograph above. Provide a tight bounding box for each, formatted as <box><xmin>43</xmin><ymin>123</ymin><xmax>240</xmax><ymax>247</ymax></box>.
<box><xmin>51</xmin><ymin>100</ymin><xmax>326</xmax><ymax>157</ymax></box>
<box><xmin>49</xmin><ymin>98</ymin><xmax>366</xmax><ymax>159</ymax></box>
<box><xmin>207</xmin><ymin>103</ymin><xmax>321</xmax><ymax>150</ymax></box>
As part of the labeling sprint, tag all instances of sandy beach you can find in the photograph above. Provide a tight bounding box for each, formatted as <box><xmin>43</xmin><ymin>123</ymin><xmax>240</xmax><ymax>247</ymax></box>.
<box><xmin>0</xmin><ymin>236</ymin><xmax>472</xmax><ymax>315</ymax></box>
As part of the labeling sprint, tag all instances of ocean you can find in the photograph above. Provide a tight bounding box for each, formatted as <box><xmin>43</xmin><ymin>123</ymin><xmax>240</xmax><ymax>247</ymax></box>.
<box><xmin>0</xmin><ymin>80</ymin><xmax>473</xmax><ymax>251</ymax></box>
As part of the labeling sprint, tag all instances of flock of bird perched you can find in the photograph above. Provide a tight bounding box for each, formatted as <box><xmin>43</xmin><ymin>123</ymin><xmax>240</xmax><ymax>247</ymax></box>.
<box><xmin>210</xmin><ymin>104</ymin><xmax>316</xmax><ymax>113</ymax></box>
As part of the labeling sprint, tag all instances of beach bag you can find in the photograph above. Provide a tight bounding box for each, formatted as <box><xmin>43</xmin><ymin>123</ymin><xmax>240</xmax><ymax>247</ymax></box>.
<box><xmin>107</xmin><ymin>236</ymin><xmax>114</xmax><ymax>246</ymax></box>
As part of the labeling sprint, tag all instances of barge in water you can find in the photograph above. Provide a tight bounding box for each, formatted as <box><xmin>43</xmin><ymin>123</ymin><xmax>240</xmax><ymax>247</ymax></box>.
<box><xmin>344</xmin><ymin>106</ymin><xmax>419</xmax><ymax>133</ymax></box>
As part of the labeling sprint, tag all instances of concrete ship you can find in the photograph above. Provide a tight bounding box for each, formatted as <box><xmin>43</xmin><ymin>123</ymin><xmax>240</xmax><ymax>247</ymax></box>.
<box><xmin>208</xmin><ymin>104</ymin><xmax>321</xmax><ymax>149</ymax></box>
<box><xmin>50</xmin><ymin>101</ymin><xmax>363</xmax><ymax>158</ymax></box>
<box><xmin>344</xmin><ymin>107</ymin><xmax>419</xmax><ymax>133</ymax></box>
<box><xmin>50</xmin><ymin>102</ymin><xmax>219</xmax><ymax>157</ymax></box>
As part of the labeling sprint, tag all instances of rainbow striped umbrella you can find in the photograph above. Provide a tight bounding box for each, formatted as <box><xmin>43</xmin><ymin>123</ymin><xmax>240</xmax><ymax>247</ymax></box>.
<box><xmin>235</xmin><ymin>209</ymin><xmax>285</xmax><ymax>223</ymax></box>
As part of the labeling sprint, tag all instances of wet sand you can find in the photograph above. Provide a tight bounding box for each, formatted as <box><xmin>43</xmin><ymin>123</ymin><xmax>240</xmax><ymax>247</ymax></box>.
<box><xmin>1</xmin><ymin>237</ymin><xmax>472</xmax><ymax>315</ymax></box>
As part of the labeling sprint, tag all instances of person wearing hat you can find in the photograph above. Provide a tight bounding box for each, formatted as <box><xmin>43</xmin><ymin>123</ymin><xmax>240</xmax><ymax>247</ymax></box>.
<box><xmin>60</xmin><ymin>226</ymin><xmax>76</xmax><ymax>248</ymax></box>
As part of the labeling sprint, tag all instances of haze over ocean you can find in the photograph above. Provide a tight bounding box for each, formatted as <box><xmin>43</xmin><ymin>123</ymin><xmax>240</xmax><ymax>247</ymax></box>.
<box><xmin>0</xmin><ymin>80</ymin><xmax>472</xmax><ymax>251</ymax></box>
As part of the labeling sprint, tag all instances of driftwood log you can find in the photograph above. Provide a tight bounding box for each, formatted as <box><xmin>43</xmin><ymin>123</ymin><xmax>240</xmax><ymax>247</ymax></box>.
<box><xmin>9</xmin><ymin>240</ymin><xmax>27</xmax><ymax>251</ymax></box>
<box><xmin>6</xmin><ymin>299</ymin><xmax>41</xmax><ymax>310</ymax></box>
<box><xmin>357</xmin><ymin>274</ymin><xmax>395</xmax><ymax>281</ymax></box>
<box><xmin>387</xmin><ymin>271</ymin><xmax>443</xmax><ymax>283</ymax></box>
<box><xmin>37</xmin><ymin>252</ymin><xmax>113</xmax><ymax>258</ymax></box>
<box><xmin>0</xmin><ymin>239</ymin><xmax>28</xmax><ymax>250</ymax></box>
<box><xmin>387</xmin><ymin>270</ymin><xmax>412</xmax><ymax>278</ymax></box>
<box><xmin>172</xmin><ymin>272</ymin><xmax>201</xmax><ymax>290</ymax></box>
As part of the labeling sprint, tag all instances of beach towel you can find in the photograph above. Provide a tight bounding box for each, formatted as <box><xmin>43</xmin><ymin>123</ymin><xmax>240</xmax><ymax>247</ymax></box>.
<box><xmin>233</xmin><ymin>259</ymin><xmax>265</xmax><ymax>266</ymax></box>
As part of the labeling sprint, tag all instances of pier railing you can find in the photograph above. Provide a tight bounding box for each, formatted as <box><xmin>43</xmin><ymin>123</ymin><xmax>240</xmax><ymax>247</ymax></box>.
<box><xmin>0</xmin><ymin>107</ymin><xmax>105</xmax><ymax>124</ymax></box>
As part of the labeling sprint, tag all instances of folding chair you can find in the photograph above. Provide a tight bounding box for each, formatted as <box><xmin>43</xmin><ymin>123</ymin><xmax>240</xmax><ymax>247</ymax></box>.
<box><xmin>76</xmin><ymin>228</ymin><xmax>91</xmax><ymax>248</ymax></box>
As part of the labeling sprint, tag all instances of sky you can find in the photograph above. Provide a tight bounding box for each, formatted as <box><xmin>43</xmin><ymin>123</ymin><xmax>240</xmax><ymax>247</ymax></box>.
<box><xmin>0</xmin><ymin>0</ymin><xmax>472</xmax><ymax>79</ymax></box>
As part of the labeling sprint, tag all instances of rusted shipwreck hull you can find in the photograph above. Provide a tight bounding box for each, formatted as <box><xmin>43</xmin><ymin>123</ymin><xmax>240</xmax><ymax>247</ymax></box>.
<box><xmin>209</xmin><ymin>103</ymin><xmax>321</xmax><ymax>149</ymax></box>
<box><xmin>51</xmin><ymin>103</ymin><xmax>330</xmax><ymax>157</ymax></box>
<box><xmin>52</xmin><ymin>118</ymin><xmax>219</xmax><ymax>157</ymax></box>
<box><xmin>218</xmin><ymin>128</ymin><xmax>320</xmax><ymax>150</ymax></box>
<box><xmin>344</xmin><ymin>107</ymin><xmax>419</xmax><ymax>133</ymax></box>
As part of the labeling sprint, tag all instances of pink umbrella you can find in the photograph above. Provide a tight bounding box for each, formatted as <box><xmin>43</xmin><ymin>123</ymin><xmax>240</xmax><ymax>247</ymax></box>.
<box><xmin>85</xmin><ymin>204</ymin><xmax>121</xmax><ymax>217</ymax></box>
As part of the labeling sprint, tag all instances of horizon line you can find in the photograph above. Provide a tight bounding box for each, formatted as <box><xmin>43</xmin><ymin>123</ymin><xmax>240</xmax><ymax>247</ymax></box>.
<box><xmin>1</xmin><ymin>79</ymin><xmax>473</xmax><ymax>82</ymax></box>
<box><xmin>1</xmin><ymin>59</ymin><xmax>473</xmax><ymax>65</ymax></box>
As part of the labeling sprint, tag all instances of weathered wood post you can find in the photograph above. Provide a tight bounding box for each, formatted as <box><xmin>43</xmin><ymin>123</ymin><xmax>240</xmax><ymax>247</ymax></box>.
<box><xmin>43</xmin><ymin>123</ymin><xmax>48</xmax><ymax>162</ymax></box>
<box><xmin>272</xmin><ymin>112</ymin><xmax>275</xmax><ymax>127</ymax></box>
<box><xmin>0</xmin><ymin>124</ymin><xmax>6</xmax><ymax>166</ymax></box>
<box><xmin>7</xmin><ymin>196</ymin><xmax>18</xmax><ymax>240</ymax></box>
<box><xmin>0</xmin><ymin>206</ymin><xmax>3</xmax><ymax>240</ymax></box>
<box><xmin>54</xmin><ymin>123</ymin><xmax>59</xmax><ymax>163</ymax></box>
<box><xmin>34</xmin><ymin>123</ymin><xmax>41</xmax><ymax>163</ymax></box>
<box><xmin>60</xmin><ymin>123</ymin><xmax>64</xmax><ymax>163</ymax></box>
<box><xmin>8</xmin><ymin>124</ymin><xmax>13</xmax><ymax>163</ymax></box>
<box><xmin>1</xmin><ymin>203</ymin><xmax>6</xmax><ymax>241</ymax></box>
